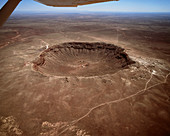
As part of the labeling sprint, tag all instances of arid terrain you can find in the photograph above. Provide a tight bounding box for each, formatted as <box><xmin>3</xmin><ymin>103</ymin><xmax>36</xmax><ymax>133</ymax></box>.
<box><xmin>0</xmin><ymin>12</ymin><xmax>170</xmax><ymax>136</ymax></box>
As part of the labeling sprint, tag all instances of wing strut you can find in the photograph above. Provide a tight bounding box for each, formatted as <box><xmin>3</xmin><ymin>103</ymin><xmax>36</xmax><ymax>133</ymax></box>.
<box><xmin>0</xmin><ymin>0</ymin><xmax>22</xmax><ymax>27</ymax></box>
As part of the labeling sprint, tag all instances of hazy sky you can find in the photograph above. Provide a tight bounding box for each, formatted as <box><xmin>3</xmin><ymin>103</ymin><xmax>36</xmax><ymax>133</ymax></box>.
<box><xmin>1</xmin><ymin>0</ymin><xmax>170</xmax><ymax>13</ymax></box>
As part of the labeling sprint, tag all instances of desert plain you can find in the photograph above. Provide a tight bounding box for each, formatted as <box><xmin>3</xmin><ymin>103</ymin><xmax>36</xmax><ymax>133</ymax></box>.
<box><xmin>0</xmin><ymin>12</ymin><xmax>170</xmax><ymax>136</ymax></box>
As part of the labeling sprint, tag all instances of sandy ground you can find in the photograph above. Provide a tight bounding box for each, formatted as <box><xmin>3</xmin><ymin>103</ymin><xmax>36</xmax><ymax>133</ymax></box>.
<box><xmin>0</xmin><ymin>13</ymin><xmax>170</xmax><ymax>136</ymax></box>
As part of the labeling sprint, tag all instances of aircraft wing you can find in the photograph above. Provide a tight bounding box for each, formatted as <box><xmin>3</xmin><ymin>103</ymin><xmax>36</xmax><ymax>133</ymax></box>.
<box><xmin>34</xmin><ymin>0</ymin><xmax>119</xmax><ymax>7</ymax></box>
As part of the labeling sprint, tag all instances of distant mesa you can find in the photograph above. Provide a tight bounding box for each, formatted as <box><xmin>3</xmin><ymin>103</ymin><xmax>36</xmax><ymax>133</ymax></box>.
<box><xmin>32</xmin><ymin>42</ymin><xmax>134</xmax><ymax>77</ymax></box>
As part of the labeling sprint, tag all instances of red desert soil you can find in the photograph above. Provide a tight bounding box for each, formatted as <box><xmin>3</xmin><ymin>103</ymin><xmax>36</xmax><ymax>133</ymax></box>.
<box><xmin>0</xmin><ymin>13</ymin><xmax>170</xmax><ymax>136</ymax></box>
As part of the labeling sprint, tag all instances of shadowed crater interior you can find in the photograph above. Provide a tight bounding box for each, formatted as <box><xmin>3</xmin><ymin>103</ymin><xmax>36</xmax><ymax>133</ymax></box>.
<box><xmin>32</xmin><ymin>42</ymin><xmax>135</xmax><ymax>77</ymax></box>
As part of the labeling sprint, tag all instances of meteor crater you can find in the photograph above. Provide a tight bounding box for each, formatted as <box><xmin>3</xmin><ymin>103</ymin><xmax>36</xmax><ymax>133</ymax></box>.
<box><xmin>32</xmin><ymin>42</ymin><xmax>134</xmax><ymax>77</ymax></box>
